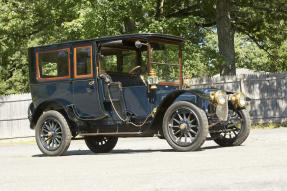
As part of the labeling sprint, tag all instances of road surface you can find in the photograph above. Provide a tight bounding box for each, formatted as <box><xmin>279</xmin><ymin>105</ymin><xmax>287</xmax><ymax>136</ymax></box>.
<box><xmin>0</xmin><ymin>128</ymin><xmax>287</xmax><ymax>191</ymax></box>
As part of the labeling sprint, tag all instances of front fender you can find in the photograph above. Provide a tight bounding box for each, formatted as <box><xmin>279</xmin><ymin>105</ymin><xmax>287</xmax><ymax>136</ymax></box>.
<box><xmin>151</xmin><ymin>89</ymin><xmax>212</xmax><ymax>129</ymax></box>
<box><xmin>173</xmin><ymin>91</ymin><xmax>210</xmax><ymax>114</ymax></box>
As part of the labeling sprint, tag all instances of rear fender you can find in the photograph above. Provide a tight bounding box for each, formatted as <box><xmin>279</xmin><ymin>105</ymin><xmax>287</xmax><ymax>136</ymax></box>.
<box><xmin>29</xmin><ymin>99</ymin><xmax>75</xmax><ymax>130</ymax></box>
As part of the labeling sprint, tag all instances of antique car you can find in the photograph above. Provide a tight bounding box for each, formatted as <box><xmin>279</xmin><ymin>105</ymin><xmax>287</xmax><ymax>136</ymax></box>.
<box><xmin>28</xmin><ymin>33</ymin><xmax>251</xmax><ymax>156</ymax></box>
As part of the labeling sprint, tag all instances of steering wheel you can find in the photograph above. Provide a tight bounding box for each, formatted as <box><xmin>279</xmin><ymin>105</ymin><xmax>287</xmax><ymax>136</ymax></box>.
<box><xmin>129</xmin><ymin>65</ymin><xmax>141</xmax><ymax>74</ymax></box>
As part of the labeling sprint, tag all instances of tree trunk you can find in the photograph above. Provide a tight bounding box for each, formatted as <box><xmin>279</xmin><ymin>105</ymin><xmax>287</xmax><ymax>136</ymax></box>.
<box><xmin>123</xmin><ymin>18</ymin><xmax>136</xmax><ymax>33</ymax></box>
<box><xmin>155</xmin><ymin>0</ymin><xmax>165</xmax><ymax>19</ymax></box>
<box><xmin>216</xmin><ymin>0</ymin><xmax>236</xmax><ymax>75</ymax></box>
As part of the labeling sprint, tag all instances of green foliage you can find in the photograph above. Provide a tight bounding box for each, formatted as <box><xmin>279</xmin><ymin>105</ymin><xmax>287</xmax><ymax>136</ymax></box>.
<box><xmin>0</xmin><ymin>0</ymin><xmax>286</xmax><ymax>95</ymax></box>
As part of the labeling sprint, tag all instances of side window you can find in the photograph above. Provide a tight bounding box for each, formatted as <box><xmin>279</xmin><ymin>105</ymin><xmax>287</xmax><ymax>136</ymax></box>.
<box><xmin>74</xmin><ymin>46</ymin><xmax>93</xmax><ymax>78</ymax></box>
<box><xmin>99</xmin><ymin>48</ymin><xmax>138</xmax><ymax>73</ymax></box>
<box><xmin>100</xmin><ymin>55</ymin><xmax>117</xmax><ymax>72</ymax></box>
<box><xmin>36</xmin><ymin>49</ymin><xmax>70</xmax><ymax>81</ymax></box>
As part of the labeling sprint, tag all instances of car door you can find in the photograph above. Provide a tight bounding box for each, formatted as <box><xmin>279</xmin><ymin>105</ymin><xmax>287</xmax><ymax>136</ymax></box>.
<box><xmin>72</xmin><ymin>44</ymin><xmax>106</xmax><ymax>119</ymax></box>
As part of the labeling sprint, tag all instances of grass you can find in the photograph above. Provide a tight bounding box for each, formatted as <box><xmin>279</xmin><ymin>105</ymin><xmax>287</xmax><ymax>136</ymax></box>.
<box><xmin>252</xmin><ymin>123</ymin><xmax>287</xmax><ymax>129</ymax></box>
<box><xmin>0</xmin><ymin>138</ymin><xmax>35</xmax><ymax>146</ymax></box>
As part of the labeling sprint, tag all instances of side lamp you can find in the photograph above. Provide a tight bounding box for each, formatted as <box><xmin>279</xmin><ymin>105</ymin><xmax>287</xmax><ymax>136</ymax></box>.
<box><xmin>148</xmin><ymin>69</ymin><xmax>158</xmax><ymax>90</ymax></box>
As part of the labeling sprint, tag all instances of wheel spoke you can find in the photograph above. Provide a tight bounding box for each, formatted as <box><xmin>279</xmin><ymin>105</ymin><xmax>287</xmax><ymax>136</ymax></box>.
<box><xmin>232</xmin><ymin>130</ymin><xmax>238</xmax><ymax>137</ymax></box>
<box><xmin>55</xmin><ymin>138</ymin><xmax>60</xmax><ymax>144</ymax></box>
<box><xmin>176</xmin><ymin>133</ymin><xmax>183</xmax><ymax>143</ymax></box>
<box><xmin>187</xmin><ymin>132</ymin><xmax>194</xmax><ymax>140</ymax></box>
<box><xmin>190</xmin><ymin>117</ymin><xmax>195</xmax><ymax>123</ymax></box>
<box><xmin>173</xmin><ymin>118</ymin><xmax>181</xmax><ymax>124</ymax></box>
<box><xmin>47</xmin><ymin>138</ymin><xmax>52</xmax><ymax>146</ymax></box>
<box><xmin>177</xmin><ymin>111</ymin><xmax>183</xmax><ymax>121</ymax></box>
<box><xmin>43</xmin><ymin>125</ymin><xmax>50</xmax><ymax>131</ymax></box>
<box><xmin>56</xmin><ymin>135</ymin><xmax>62</xmax><ymax>139</ymax></box>
<box><xmin>48</xmin><ymin>121</ymin><xmax>53</xmax><ymax>129</ymax></box>
<box><xmin>171</xmin><ymin>125</ymin><xmax>179</xmax><ymax>129</ymax></box>
<box><xmin>41</xmin><ymin>135</ymin><xmax>49</xmax><ymax>138</ymax></box>
<box><xmin>45</xmin><ymin>136</ymin><xmax>52</xmax><ymax>142</ymax></box>
<box><xmin>42</xmin><ymin>128</ymin><xmax>49</xmax><ymax>133</ymax></box>
<box><xmin>174</xmin><ymin>130</ymin><xmax>181</xmax><ymax>135</ymax></box>
<box><xmin>55</xmin><ymin>125</ymin><xmax>61</xmax><ymax>132</ymax></box>
<box><xmin>233</xmin><ymin>126</ymin><xmax>241</xmax><ymax>131</ymax></box>
<box><xmin>52</xmin><ymin>139</ymin><xmax>55</xmax><ymax>148</ymax></box>
<box><xmin>183</xmin><ymin>112</ymin><xmax>187</xmax><ymax>120</ymax></box>
<box><xmin>189</xmin><ymin>129</ymin><xmax>197</xmax><ymax>135</ymax></box>
<box><xmin>187</xmin><ymin>113</ymin><xmax>191</xmax><ymax>121</ymax></box>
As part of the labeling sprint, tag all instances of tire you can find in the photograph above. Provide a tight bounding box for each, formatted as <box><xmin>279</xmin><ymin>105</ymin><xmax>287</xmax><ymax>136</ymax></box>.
<box><xmin>35</xmin><ymin>110</ymin><xmax>72</xmax><ymax>156</ymax></box>
<box><xmin>84</xmin><ymin>136</ymin><xmax>118</xmax><ymax>153</ymax></box>
<box><xmin>162</xmin><ymin>101</ymin><xmax>208</xmax><ymax>151</ymax></box>
<box><xmin>211</xmin><ymin>109</ymin><xmax>251</xmax><ymax>147</ymax></box>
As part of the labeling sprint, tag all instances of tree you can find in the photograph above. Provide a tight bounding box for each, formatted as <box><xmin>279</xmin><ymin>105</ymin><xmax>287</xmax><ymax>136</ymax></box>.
<box><xmin>0</xmin><ymin>0</ymin><xmax>286</xmax><ymax>95</ymax></box>
<box><xmin>162</xmin><ymin>0</ymin><xmax>287</xmax><ymax>75</ymax></box>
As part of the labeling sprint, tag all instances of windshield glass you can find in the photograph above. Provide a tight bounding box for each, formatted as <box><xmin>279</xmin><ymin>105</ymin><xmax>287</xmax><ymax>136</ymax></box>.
<box><xmin>150</xmin><ymin>43</ymin><xmax>181</xmax><ymax>85</ymax></box>
<box><xmin>98</xmin><ymin>40</ymin><xmax>182</xmax><ymax>86</ymax></box>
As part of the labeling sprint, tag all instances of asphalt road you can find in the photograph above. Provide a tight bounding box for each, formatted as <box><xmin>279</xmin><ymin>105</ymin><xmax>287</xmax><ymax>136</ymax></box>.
<box><xmin>0</xmin><ymin>128</ymin><xmax>287</xmax><ymax>191</ymax></box>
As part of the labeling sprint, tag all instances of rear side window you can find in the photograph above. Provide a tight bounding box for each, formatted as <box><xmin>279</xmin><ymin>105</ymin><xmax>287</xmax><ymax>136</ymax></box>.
<box><xmin>74</xmin><ymin>46</ymin><xmax>93</xmax><ymax>78</ymax></box>
<box><xmin>36</xmin><ymin>48</ymin><xmax>70</xmax><ymax>81</ymax></box>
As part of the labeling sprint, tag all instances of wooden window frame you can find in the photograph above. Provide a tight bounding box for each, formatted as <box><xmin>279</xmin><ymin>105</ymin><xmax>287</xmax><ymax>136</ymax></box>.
<box><xmin>74</xmin><ymin>45</ymin><xmax>93</xmax><ymax>79</ymax></box>
<box><xmin>36</xmin><ymin>48</ymin><xmax>71</xmax><ymax>82</ymax></box>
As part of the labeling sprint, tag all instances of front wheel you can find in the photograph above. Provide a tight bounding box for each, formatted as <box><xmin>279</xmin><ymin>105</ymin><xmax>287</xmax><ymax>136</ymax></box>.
<box><xmin>162</xmin><ymin>101</ymin><xmax>208</xmax><ymax>151</ymax></box>
<box><xmin>85</xmin><ymin>136</ymin><xmax>118</xmax><ymax>153</ymax></box>
<box><xmin>35</xmin><ymin>110</ymin><xmax>72</xmax><ymax>156</ymax></box>
<box><xmin>210</xmin><ymin>109</ymin><xmax>251</xmax><ymax>147</ymax></box>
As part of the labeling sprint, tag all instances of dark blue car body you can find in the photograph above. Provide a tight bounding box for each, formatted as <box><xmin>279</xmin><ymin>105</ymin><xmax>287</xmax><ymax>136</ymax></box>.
<box><xmin>28</xmin><ymin>34</ymin><xmax>220</xmax><ymax>138</ymax></box>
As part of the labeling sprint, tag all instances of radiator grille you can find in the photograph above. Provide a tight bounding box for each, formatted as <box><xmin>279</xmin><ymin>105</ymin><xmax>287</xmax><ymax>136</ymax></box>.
<box><xmin>215</xmin><ymin>97</ymin><xmax>228</xmax><ymax>121</ymax></box>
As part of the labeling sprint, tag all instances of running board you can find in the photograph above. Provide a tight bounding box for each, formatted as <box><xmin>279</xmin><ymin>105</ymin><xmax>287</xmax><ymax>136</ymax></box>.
<box><xmin>79</xmin><ymin>132</ymin><xmax>143</xmax><ymax>136</ymax></box>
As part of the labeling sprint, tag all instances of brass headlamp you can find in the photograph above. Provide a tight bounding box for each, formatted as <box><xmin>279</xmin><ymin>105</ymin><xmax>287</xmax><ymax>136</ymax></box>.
<box><xmin>230</xmin><ymin>92</ymin><xmax>246</xmax><ymax>108</ymax></box>
<box><xmin>210</xmin><ymin>90</ymin><xmax>227</xmax><ymax>106</ymax></box>
<box><xmin>148</xmin><ymin>69</ymin><xmax>158</xmax><ymax>90</ymax></box>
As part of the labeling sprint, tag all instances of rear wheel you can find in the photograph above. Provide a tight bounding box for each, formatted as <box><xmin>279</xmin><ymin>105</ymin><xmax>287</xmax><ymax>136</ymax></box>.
<box><xmin>163</xmin><ymin>101</ymin><xmax>208</xmax><ymax>151</ymax></box>
<box><xmin>84</xmin><ymin>136</ymin><xmax>118</xmax><ymax>153</ymax></box>
<box><xmin>35</xmin><ymin>110</ymin><xmax>72</xmax><ymax>156</ymax></box>
<box><xmin>210</xmin><ymin>109</ymin><xmax>251</xmax><ymax>146</ymax></box>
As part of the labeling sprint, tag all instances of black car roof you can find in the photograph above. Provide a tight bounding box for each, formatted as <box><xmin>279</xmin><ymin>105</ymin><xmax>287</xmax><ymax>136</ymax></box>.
<box><xmin>31</xmin><ymin>33</ymin><xmax>185</xmax><ymax>50</ymax></box>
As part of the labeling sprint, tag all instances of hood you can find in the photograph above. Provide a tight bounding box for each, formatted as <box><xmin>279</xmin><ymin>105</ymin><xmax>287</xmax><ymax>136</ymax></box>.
<box><xmin>185</xmin><ymin>87</ymin><xmax>220</xmax><ymax>99</ymax></box>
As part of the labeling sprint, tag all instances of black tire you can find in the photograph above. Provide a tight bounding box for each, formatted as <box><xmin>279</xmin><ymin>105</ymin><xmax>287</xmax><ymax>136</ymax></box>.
<box><xmin>35</xmin><ymin>110</ymin><xmax>72</xmax><ymax>156</ymax></box>
<box><xmin>84</xmin><ymin>136</ymin><xmax>118</xmax><ymax>153</ymax></box>
<box><xmin>162</xmin><ymin>101</ymin><xmax>208</xmax><ymax>151</ymax></box>
<box><xmin>211</xmin><ymin>109</ymin><xmax>251</xmax><ymax>147</ymax></box>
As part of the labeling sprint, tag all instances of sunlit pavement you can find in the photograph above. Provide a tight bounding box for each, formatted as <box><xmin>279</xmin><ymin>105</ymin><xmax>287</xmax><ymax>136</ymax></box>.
<box><xmin>0</xmin><ymin>128</ymin><xmax>287</xmax><ymax>191</ymax></box>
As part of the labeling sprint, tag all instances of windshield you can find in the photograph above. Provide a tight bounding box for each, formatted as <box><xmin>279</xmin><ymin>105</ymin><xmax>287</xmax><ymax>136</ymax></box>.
<box><xmin>149</xmin><ymin>42</ymin><xmax>181</xmax><ymax>85</ymax></box>
<box><xmin>98</xmin><ymin>40</ymin><xmax>182</xmax><ymax>86</ymax></box>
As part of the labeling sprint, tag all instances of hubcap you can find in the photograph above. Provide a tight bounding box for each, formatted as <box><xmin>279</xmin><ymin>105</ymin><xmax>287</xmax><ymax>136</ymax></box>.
<box><xmin>47</xmin><ymin>132</ymin><xmax>53</xmax><ymax>137</ymax></box>
<box><xmin>179</xmin><ymin>123</ymin><xmax>187</xmax><ymax>131</ymax></box>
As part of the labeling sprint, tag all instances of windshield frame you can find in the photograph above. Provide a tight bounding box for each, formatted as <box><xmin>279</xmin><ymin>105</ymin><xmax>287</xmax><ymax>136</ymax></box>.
<box><xmin>148</xmin><ymin>40</ymin><xmax>183</xmax><ymax>86</ymax></box>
